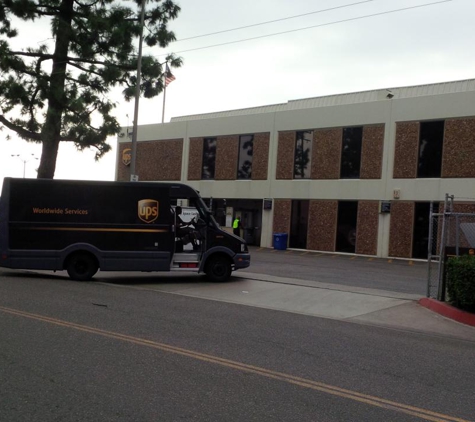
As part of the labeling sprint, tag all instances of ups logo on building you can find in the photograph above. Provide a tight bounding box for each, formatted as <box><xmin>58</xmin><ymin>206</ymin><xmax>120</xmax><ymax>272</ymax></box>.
<box><xmin>122</xmin><ymin>148</ymin><xmax>131</xmax><ymax>166</ymax></box>
<box><xmin>138</xmin><ymin>199</ymin><xmax>159</xmax><ymax>223</ymax></box>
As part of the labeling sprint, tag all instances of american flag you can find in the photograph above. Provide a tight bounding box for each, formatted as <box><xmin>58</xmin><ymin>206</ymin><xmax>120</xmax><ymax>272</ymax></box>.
<box><xmin>165</xmin><ymin>65</ymin><xmax>176</xmax><ymax>87</ymax></box>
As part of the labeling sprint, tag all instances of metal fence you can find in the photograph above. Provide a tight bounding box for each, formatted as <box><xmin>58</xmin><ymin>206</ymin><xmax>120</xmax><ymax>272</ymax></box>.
<box><xmin>427</xmin><ymin>195</ymin><xmax>475</xmax><ymax>300</ymax></box>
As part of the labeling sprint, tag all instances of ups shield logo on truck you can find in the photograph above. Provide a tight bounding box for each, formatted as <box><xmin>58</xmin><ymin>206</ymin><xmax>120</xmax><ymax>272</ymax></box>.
<box><xmin>138</xmin><ymin>199</ymin><xmax>159</xmax><ymax>223</ymax></box>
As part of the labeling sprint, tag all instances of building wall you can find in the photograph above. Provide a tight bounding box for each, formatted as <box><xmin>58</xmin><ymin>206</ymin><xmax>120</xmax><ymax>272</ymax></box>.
<box><xmin>116</xmin><ymin>80</ymin><xmax>475</xmax><ymax>258</ymax></box>
<box><xmin>356</xmin><ymin>201</ymin><xmax>380</xmax><ymax>255</ymax></box>
<box><xmin>117</xmin><ymin>139</ymin><xmax>183</xmax><ymax>181</ymax></box>
<box><xmin>276</xmin><ymin>132</ymin><xmax>295</xmax><ymax>180</ymax></box>
<box><xmin>252</xmin><ymin>132</ymin><xmax>270</xmax><ymax>181</ymax></box>
<box><xmin>187</xmin><ymin>137</ymin><xmax>204</xmax><ymax>181</ymax></box>
<box><xmin>442</xmin><ymin>118</ymin><xmax>475</xmax><ymax>178</ymax></box>
<box><xmin>307</xmin><ymin>200</ymin><xmax>338</xmax><ymax>252</ymax></box>
<box><xmin>393</xmin><ymin>122</ymin><xmax>419</xmax><ymax>179</ymax></box>
<box><xmin>360</xmin><ymin>125</ymin><xmax>384</xmax><ymax>179</ymax></box>
<box><xmin>388</xmin><ymin>202</ymin><xmax>415</xmax><ymax>258</ymax></box>
<box><xmin>215</xmin><ymin>135</ymin><xmax>239</xmax><ymax>180</ymax></box>
<box><xmin>273</xmin><ymin>200</ymin><xmax>291</xmax><ymax>237</ymax></box>
<box><xmin>312</xmin><ymin>128</ymin><xmax>342</xmax><ymax>180</ymax></box>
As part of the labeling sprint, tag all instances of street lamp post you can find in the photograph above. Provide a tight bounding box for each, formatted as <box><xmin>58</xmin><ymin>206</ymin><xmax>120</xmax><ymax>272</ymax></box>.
<box><xmin>11</xmin><ymin>153</ymin><xmax>39</xmax><ymax>178</ymax></box>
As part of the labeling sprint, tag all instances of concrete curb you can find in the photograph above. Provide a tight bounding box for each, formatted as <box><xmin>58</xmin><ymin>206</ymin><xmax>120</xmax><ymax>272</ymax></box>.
<box><xmin>418</xmin><ymin>298</ymin><xmax>475</xmax><ymax>327</ymax></box>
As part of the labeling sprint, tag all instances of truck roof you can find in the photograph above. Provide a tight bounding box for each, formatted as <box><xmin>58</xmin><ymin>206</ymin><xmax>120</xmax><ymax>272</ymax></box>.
<box><xmin>1</xmin><ymin>178</ymin><xmax>201</xmax><ymax>199</ymax></box>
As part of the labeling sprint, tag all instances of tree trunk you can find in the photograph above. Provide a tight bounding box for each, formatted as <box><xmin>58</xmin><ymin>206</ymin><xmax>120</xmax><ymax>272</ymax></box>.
<box><xmin>37</xmin><ymin>139</ymin><xmax>60</xmax><ymax>179</ymax></box>
<box><xmin>37</xmin><ymin>0</ymin><xmax>75</xmax><ymax>179</ymax></box>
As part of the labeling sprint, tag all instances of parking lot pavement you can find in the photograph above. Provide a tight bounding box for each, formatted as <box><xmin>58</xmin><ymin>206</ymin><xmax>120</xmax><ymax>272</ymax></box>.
<box><xmin>243</xmin><ymin>247</ymin><xmax>429</xmax><ymax>296</ymax></box>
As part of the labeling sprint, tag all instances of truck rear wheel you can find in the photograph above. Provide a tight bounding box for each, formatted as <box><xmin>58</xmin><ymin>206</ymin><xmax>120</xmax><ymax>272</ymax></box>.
<box><xmin>66</xmin><ymin>253</ymin><xmax>98</xmax><ymax>281</ymax></box>
<box><xmin>205</xmin><ymin>255</ymin><xmax>232</xmax><ymax>282</ymax></box>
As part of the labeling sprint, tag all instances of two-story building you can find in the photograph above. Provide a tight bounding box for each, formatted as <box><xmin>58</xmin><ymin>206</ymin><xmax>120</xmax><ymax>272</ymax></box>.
<box><xmin>116</xmin><ymin>78</ymin><xmax>475</xmax><ymax>260</ymax></box>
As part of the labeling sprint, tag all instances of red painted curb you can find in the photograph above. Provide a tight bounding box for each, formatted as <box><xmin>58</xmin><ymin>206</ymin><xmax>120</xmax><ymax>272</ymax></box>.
<box><xmin>418</xmin><ymin>298</ymin><xmax>475</xmax><ymax>327</ymax></box>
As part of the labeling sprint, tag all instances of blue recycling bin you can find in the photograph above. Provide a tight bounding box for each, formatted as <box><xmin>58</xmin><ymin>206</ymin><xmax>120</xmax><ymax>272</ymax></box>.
<box><xmin>273</xmin><ymin>233</ymin><xmax>288</xmax><ymax>251</ymax></box>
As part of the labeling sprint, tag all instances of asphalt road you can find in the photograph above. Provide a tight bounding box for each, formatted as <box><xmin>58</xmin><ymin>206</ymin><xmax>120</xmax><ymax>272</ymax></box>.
<box><xmin>1</xmin><ymin>270</ymin><xmax>474</xmax><ymax>422</ymax></box>
<box><xmin>243</xmin><ymin>247</ymin><xmax>429</xmax><ymax>295</ymax></box>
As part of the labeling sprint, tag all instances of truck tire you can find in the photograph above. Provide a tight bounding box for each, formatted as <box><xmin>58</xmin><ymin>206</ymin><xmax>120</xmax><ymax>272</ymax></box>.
<box><xmin>66</xmin><ymin>253</ymin><xmax>98</xmax><ymax>281</ymax></box>
<box><xmin>205</xmin><ymin>255</ymin><xmax>232</xmax><ymax>283</ymax></box>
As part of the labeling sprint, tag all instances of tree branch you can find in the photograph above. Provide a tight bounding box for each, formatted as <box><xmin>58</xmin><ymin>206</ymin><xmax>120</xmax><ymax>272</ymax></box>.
<box><xmin>9</xmin><ymin>51</ymin><xmax>54</xmax><ymax>59</ymax></box>
<box><xmin>0</xmin><ymin>115</ymin><xmax>76</xmax><ymax>142</ymax></box>
<box><xmin>0</xmin><ymin>115</ymin><xmax>41</xmax><ymax>141</ymax></box>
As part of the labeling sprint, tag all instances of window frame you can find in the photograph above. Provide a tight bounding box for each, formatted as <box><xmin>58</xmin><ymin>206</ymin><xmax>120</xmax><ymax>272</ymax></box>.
<box><xmin>340</xmin><ymin>126</ymin><xmax>363</xmax><ymax>179</ymax></box>
<box><xmin>237</xmin><ymin>134</ymin><xmax>254</xmax><ymax>180</ymax></box>
<box><xmin>201</xmin><ymin>137</ymin><xmax>217</xmax><ymax>180</ymax></box>
<box><xmin>293</xmin><ymin>130</ymin><xmax>313</xmax><ymax>179</ymax></box>
<box><xmin>417</xmin><ymin>120</ymin><xmax>445</xmax><ymax>178</ymax></box>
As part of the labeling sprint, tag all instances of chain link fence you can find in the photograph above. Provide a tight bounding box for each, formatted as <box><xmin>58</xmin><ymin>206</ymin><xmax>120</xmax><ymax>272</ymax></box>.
<box><xmin>427</xmin><ymin>195</ymin><xmax>475</xmax><ymax>300</ymax></box>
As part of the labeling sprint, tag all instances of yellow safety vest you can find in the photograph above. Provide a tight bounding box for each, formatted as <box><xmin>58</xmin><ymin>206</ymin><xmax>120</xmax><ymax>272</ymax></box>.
<box><xmin>233</xmin><ymin>219</ymin><xmax>240</xmax><ymax>229</ymax></box>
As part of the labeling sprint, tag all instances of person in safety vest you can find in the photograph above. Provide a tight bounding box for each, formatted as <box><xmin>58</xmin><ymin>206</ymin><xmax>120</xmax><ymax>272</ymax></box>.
<box><xmin>233</xmin><ymin>217</ymin><xmax>242</xmax><ymax>236</ymax></box>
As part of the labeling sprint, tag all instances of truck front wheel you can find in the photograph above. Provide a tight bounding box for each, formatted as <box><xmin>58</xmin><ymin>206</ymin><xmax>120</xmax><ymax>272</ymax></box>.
<box><xmin>66</xmin><ymin>253</ymin><xmax>98</xmax><ymax>281</ymax></box>
<box><xmin>205</xmin><ymin>255</ymin><xmax>232</xmax><ymax>282</ymax></box>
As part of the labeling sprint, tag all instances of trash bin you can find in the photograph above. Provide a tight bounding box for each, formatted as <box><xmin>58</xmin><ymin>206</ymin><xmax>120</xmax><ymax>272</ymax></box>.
<box><xmin>273</xmin><ymin>233</ymin><xmax>288</xmax><ymax>251</ymax></box>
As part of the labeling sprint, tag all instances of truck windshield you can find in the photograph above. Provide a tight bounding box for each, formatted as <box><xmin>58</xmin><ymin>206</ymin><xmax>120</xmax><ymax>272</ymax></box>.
<box><xmin>194</xmin><ymin>198</ymin><xmax>218</xmax><ymax>228</ymax></box>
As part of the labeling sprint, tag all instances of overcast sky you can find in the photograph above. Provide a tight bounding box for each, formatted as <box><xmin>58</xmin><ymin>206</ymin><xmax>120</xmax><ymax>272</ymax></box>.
<box><xmin>1</xmin><ymin>0</ymin><xmax>474</xmax><ymax>190</ymax></box>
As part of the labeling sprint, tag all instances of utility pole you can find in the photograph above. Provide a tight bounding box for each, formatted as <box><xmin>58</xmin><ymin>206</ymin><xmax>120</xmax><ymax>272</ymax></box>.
<box><xmin>129</xmin><ymin>0</ymin><xmax>146</xmax><ymax>182</ymax></box>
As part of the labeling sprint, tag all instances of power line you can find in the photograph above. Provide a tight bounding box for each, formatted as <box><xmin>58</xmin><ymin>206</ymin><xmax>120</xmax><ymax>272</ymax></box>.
<box><xmin>159</xmin><ymin>0</ymin><xmax>452</xmax><ymax>57</ymax></box>
<box><xmin>174</xmin><ymin>0</ymin><xmax>375</xmax><ymax>42</ymax></box>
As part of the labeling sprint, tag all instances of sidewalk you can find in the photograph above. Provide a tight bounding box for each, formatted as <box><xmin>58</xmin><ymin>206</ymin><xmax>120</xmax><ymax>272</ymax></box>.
<box><xmin>244</xmin><ymin>247</ymin><xmax>475</xmax><ymax>327</ymax></box>
<box><xmin>136</xmin><ymin>269</ymin><xmax>475</xmax><ymax>341</ymax></box>
<box><xmin>122</xmin><ymin>267</ymin><xmax>474</xmax><ymax>341</ymax></box>
<box><xmin>231</xmin><ymin>272</ymin><xmax>475</xmax><ymax>341</ymax></box>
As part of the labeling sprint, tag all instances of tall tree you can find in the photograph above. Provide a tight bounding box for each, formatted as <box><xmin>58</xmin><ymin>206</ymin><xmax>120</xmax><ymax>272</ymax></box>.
<box><xmin>0</xmin><ymin>0</ymin><xmax>182</xmax><ymax>178</ymax></box>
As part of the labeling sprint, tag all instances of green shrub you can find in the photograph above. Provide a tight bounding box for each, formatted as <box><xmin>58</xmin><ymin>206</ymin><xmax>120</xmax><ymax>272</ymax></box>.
<box><xmin>446</xmin><ymin>255</ymin><xmax>475</xmax><ymax>313</ymax></box>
